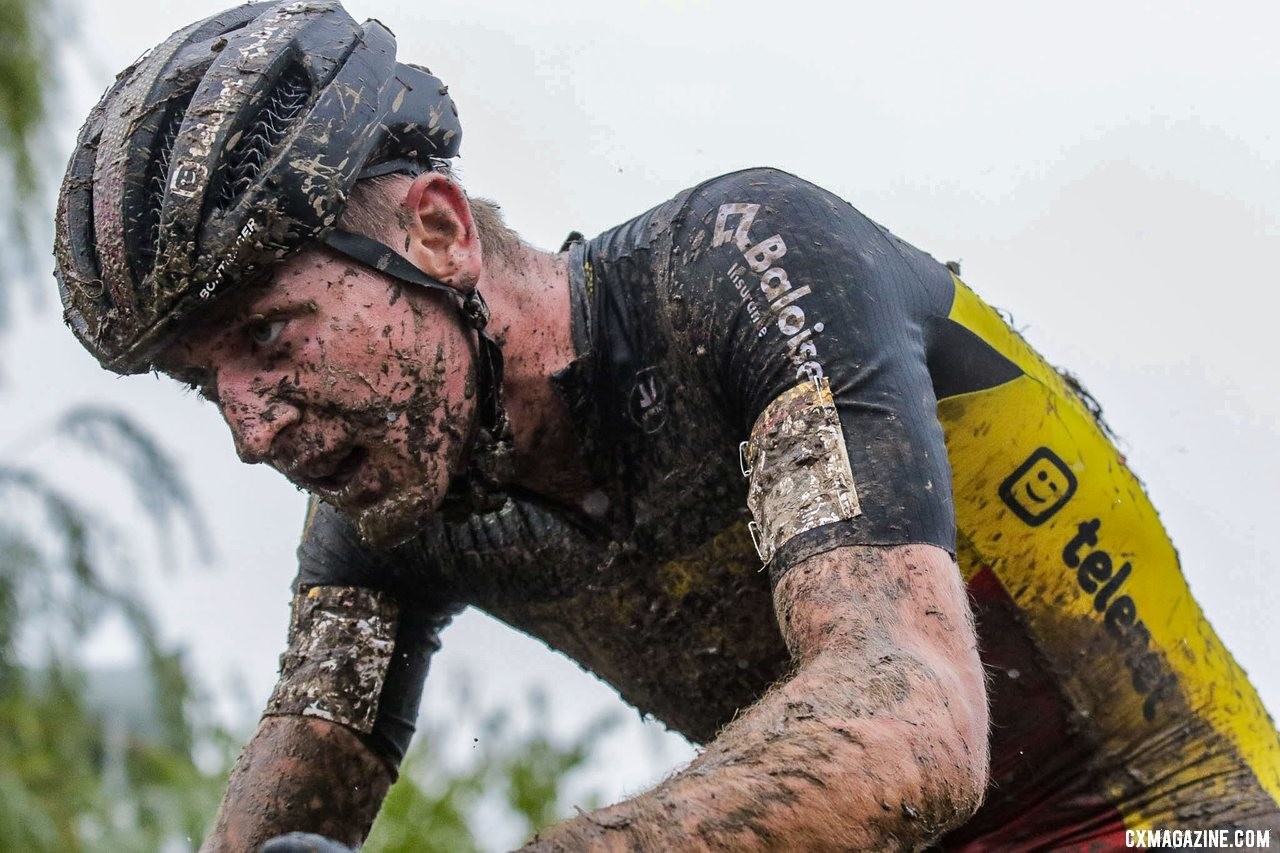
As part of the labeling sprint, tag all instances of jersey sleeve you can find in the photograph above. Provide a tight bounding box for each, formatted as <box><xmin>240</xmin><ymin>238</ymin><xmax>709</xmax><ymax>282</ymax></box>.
<box><xmin>265</xmin><ymin>497</ymin><xmax>461</xmax><ymax>772</ymax></box>
<box><xmin>667</xmin><ymin>167</ymin><xmax>957</xmax><ymax>578</ymax></box>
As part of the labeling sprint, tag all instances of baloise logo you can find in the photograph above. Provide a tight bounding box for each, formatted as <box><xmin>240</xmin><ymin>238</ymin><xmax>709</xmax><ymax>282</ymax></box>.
<box><xmin>999</xmin><ymin>447</ymin><xmax>1077</xmax><ymax>526</ymax></box>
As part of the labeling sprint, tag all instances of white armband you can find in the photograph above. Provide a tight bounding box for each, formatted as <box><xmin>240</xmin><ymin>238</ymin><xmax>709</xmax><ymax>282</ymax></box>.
<box><xmin>264</xmin><ymin>586</ymin><xmax>398</xmax><ymax>733</ymax></box>
<box><xmin>742</xmin><ymin>378</ymin><xmax>862</xmax><ymax>563</ymax></box>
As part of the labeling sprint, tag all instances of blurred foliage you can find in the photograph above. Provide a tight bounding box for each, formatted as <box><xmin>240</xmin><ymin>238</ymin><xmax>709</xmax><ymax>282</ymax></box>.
<box><xmin>0</xmin><ymin>0</ymin><xmax>45</xmax><ymax>192</ymax></box>
<box><xmin>0</xmin><ymin>412</ymin><xmax>233</xmax><ymax>851</ymax></box>
<box><xmin>0</xmin><ymin>0</ymin><xmax>60</xmax><ymax>328</ymax></box>
<box><xmin>366</xmin><ymin>689</ymin><xmax>618</xmax><ymax>853</ymax></box>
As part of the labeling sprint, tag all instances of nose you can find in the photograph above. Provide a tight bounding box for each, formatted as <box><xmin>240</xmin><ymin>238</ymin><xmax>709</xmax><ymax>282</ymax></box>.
<box><xmin>216</xmin><ymin>370</ymin><xmax>302</xmax><ymax>465</ymax></box>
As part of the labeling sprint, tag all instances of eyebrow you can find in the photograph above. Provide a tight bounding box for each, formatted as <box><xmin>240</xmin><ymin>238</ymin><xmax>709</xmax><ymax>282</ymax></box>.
<box><xmin>152</xmin><ymin>297</ymin><xmax>321</xmax><ymax>373</ymax></box>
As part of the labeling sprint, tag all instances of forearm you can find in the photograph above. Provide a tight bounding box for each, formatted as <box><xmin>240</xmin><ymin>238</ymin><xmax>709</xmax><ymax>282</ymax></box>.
<box><xmin>527</xmin><ymin>655</ymin><xmax>979</xmax><ymax>851</ymax></box>
<box><xmin>201</xmin><ymin>716</ymin><xmax>393</xmax><ymax>853</ymax></box>
<box><xmin>524</xmin><ymin>545</ymin><xmax>989</xmax><ymax>851</ymax></box>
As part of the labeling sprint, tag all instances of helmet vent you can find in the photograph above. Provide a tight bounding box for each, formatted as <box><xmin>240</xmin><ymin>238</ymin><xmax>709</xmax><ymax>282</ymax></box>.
<box><xmin>215</xmin><ymin>65</ymin><xmax>312</xmax><ymax>213</ymax></box>
<box><xmin>138</xmin><ymin>91</ymin><xmax>195</xmax><ymax>275</ymax></box>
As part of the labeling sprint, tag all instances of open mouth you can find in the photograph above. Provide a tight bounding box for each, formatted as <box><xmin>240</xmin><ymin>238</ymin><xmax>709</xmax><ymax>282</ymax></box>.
<box><xmin>310</xmin><ymin>446</ymin><xmax>368</xmax><ymax>493</ymax></box>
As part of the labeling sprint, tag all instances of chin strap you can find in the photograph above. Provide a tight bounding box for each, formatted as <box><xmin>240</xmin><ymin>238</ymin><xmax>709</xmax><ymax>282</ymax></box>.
<box><xmin>322</xmin><ymin>228</ymin><xmax>514</xmax><ymax>515</ymax></box>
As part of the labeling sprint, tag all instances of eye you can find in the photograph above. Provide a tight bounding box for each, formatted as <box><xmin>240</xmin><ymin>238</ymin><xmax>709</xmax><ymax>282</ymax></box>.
<box><xmin>245</xmin><ymin>314</ymin><xmax>288</xmax><ymax>348</ymax></box>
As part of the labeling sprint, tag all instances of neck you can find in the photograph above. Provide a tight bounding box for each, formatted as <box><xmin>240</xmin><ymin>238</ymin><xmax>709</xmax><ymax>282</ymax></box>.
<box><xmin>474</xmin><ymin>243</ymin><xmax>595</xmax><ymax>508</ymax></box>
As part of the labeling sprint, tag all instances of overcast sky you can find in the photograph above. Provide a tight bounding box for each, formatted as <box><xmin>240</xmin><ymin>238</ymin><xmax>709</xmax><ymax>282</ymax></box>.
<box><xmin>5</xmin><ymin>1</ymin><xmax>1278</xmax><ymax>847</ymax></box>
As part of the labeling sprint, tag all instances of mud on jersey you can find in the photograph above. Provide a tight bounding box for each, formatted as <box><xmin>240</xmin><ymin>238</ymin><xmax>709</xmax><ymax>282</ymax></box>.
<box><xmin>284</xmin><ymin>168</ymin><xmax>1280</xmax><ymax>847</ymax></box>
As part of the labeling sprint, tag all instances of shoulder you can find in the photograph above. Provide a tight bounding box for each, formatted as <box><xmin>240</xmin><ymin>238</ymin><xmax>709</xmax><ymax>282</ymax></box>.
<box><xmin>662</xmin><ymin>167</ymin><xmax>945</xmax><ymax>310</ymax></box>
<box><xmin>677</xmin><ymin>166</ymin><xmax>863</xmax><ymax>223</ymax></box>
<box><xmin>296</xmin><ymin>498</ymin><xmax>385</xmax><ymax>589</ymax></box>
<box><xmin>670</xmin><ymin>167</ymin><xmax>850</xmax><ymax>234</ymax></box>
<box><xmin>665</xmin><ymin>167</ymin><xmax>906</xmax><ymax>279</ymax></box>
<box><xmin>586</xmin><ymin>168</ymin><xmax>860</xmax><ymax>268</ymax></box>
<box><xmin>685</xmin><ymin>166</ymin><xmax>834</xmax><ymax>202</ymax></box>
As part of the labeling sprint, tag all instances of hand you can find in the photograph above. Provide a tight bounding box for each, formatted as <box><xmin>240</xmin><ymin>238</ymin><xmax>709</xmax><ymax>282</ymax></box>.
<box><xmin>257</xmin><ymin>832</ymin><xmax>356</xmax><ymax>853</ymax></box>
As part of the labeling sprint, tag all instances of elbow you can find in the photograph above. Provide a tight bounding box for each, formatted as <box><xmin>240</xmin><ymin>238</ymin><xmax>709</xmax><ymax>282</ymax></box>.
<box><xmin>887</xmin><ymin>649</ymin><xmax>991</xmax><ymax>838</ymax></box>
<box><xmin>921</xmin><ymin>708</ymin><xmax>990</xmax><ymax>833</ymax></box>
<box><xmin>842</xmin><ymin>700</ymin><xmax>989</xmax><ymax>846</ymax></box>
<box><xmin>879</xmin><ymin>597</ymin><xmax>992</xmax><ymax>832</ymax></box>
<box><xmin>820</xmin><ymin>646</ymin><xmax>991</xmax><ymax>843</ymax></box>
<box><xmin>942</xmin><ymin>633</ymin><xmax>992</xmax><ymax>822</ymax></box>
<box><xmin>787</xmin><ymin>705</ymin><xmax>987</xmax><ymax>850</ymax></box>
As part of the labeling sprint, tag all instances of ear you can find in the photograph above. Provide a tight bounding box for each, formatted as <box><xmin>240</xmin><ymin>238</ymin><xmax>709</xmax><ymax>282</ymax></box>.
<box><xmin>401</xmin><ymin>171</ymin><xmax>483</xmax><ymax>292</ymax></box>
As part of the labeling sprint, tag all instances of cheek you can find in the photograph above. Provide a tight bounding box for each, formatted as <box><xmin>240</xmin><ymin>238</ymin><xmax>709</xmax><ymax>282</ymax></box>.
<box><xmin>299</xmin><ymin>281</ymin><xmax>476</xmax><ymax>415</ymax></box>
<box><xmin>400</xmin><ymin>338</ymin><xmax>471</xmax><ymax>428</ymax></box>
<box><xmin>289</xmin><ymin>319</ymin><xmax>415</xmax><ymax>402</ymax></box>
<box><xmin>398</xmin><ymin>307</ymin><xmax>475</xmax><ymax>401</ymax></box>
<box><xmin>386</xmin><ymin>335</ymin><xmax>475</xmax><ymax>469</ymax></box>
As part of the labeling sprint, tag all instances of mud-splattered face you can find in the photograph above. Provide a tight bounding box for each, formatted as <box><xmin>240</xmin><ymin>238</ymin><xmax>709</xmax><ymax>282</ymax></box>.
<box><xmin>160</xmin><ymin>245</ymin><xmax>475</xmax><ymax>547</ymax></box>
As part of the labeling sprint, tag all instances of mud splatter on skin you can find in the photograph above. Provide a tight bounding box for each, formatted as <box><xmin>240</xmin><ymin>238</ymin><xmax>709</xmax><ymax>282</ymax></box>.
<box><xmin>214</xmin><ymin>170</ymin><xmax>995</xmax><ymax>848</ymax></box>
<box><xmin>161</xmin><ymin>245</ymin><xmax>478</xmax><ymax>550</ymax></box>
<box><xmin>520</xmin><ymin>545</ymin><xmax>989</xmax><ymax>851</ymax></box>
<box><xmin>201</xmin><ymin>716</ymin><xmax>391</xmax><ymax>853</ymax></box>
<box><xmin>381</xmin><ymin>185</ymin><xmax>989</xmax><ymax>848</ymax></box>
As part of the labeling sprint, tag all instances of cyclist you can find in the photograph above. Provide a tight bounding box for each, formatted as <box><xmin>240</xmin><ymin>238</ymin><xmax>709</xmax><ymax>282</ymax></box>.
<box><xmin>55</xmin><ymin>2</ymin><xmax>1280</xmax><ymax>850</ymax></box>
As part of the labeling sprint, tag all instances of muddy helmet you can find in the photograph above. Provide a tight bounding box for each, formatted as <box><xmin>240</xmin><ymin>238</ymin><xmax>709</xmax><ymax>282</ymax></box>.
<box><xmin>54</xmin><ymin>0</ymin><xmax>463</xmax><ymax>374</ymax></box>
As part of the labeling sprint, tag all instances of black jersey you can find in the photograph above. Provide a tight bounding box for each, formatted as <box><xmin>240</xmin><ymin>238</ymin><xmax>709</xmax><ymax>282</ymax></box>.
<box><xmin>281</xmin><ymin>168</ymin><xmax>1280</xmax><ymax>847</ymax></box>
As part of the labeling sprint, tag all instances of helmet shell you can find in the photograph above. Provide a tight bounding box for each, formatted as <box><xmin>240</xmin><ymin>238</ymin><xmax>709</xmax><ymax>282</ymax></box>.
<box><xmin>55</xmin><ymin>0</ymin><xmax>462</xmax><ymax>373</ymax></box>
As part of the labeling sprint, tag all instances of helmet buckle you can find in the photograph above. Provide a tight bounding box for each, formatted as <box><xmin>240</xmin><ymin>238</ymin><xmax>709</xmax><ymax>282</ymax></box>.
<box><xmin>462</xmin><ymin>290</ymin><xmax>490</xmax><ymax>330</ymax></box>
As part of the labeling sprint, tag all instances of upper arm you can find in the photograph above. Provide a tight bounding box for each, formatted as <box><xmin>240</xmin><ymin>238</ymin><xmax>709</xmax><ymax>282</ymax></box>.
<box><xmin>204</xmin><ymin>502</ymin><xmax>461</xmax><ymax>849</ymax></box>
<box><xmin>670</xmin><ymin>168</ymin><xmax>957</xmax><ymax>578</ymax></box>
<box><xmin>774</xmin><ymin>543</ymin><xmax>982</xmax><ymax>705</ymax></box>
<box><xmin>773</xmin><ymin>543</ymin><xmax>990</xmax><ymax>809</ymax></box>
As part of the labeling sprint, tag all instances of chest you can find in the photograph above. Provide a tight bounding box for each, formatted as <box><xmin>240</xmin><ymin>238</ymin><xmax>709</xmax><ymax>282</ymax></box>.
<box><xmin>501</xmin><ymin>520</ymin><xmax>786</xmax><ymax>744</ymax></box>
